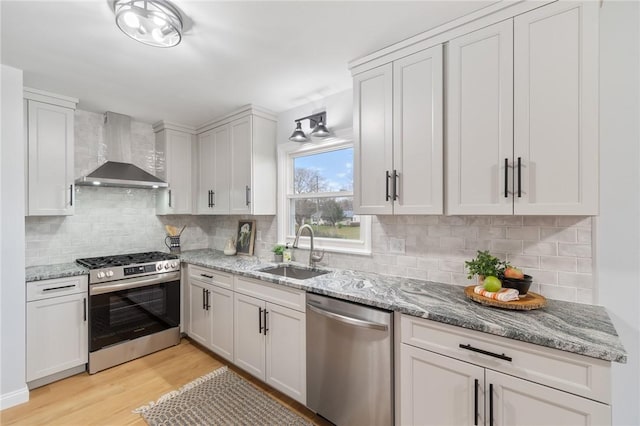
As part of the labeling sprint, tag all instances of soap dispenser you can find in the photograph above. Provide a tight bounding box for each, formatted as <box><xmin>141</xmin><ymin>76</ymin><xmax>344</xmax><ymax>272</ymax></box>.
<box><xmin>283</xmin><ymin>243</ymin><xmax>292</xmax><ymax>263</ymax></box>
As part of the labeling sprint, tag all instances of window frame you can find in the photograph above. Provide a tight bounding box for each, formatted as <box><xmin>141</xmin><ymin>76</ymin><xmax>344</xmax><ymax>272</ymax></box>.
<box><xmin>277</xmin><ymin>129</ymin><xmax>371</xmax><ymax>255</ymax></box>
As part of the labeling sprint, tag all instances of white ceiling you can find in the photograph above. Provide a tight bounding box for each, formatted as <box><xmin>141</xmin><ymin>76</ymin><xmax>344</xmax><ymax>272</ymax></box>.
<box><xmin>1</xmin><ymin>1</ymin><xmax>494</xmax><ymax>127</ymax></box>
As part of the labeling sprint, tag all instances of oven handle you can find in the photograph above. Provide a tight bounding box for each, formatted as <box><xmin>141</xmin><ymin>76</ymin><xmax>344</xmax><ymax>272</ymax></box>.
<box><xmin>90</xmin><ymin>271</ymin><xmax>180</xmax><ymax>295</ymax></box>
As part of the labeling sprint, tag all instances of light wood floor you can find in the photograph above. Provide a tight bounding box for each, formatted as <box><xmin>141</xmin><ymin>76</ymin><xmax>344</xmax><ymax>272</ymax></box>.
<box><xmin>1</xmin><ymin>338</ymin><xmax>331</xmax><ymax>425</ymax></box>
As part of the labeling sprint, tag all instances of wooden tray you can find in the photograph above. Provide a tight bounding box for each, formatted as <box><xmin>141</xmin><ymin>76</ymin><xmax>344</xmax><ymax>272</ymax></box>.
<box><xmin>464</xmin><ymin>286</ymin><xmax>547</xmax><ymax>310</ymax></box>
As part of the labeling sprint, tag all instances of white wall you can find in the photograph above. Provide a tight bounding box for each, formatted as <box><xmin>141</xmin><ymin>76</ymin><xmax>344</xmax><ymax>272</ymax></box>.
<box><xmin>597</xmin><ymin>1</ymin><xmax>640</xmax><ymax>424</ymax></box>
<box><xmin>0</xmin><ymin>65</ymin><xmax>28</xmax><ymax>409</ymax></box>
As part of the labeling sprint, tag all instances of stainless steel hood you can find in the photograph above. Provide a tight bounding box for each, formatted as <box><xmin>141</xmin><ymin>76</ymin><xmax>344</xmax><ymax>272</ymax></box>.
<box><xmin>76</xmin><ymin>112</ymin><xmax>168</xmax><ymax>189</ymax></box>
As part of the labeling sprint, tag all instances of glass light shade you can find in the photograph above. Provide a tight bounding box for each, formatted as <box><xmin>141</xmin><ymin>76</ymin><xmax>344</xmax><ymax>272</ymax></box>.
<box><xmin>289</xmin><ymin>122</ymin><xmax>308</xmax><ymax>142</ymax></box>
<box><xmin>310</xmin><ymin>119</ymin><xmax>330</xmax><ymax>137</ymax></box>
<box><xmin>114</xmin><ymin>0</ymin><xmax>183</xmax><ymax>48</ymax></box>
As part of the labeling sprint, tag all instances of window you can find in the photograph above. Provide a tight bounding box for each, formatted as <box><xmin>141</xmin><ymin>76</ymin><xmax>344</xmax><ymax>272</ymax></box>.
<box><xmin>278</xmin><ymin>135</ymin><xmax>371</xmax><ymax>255</ymax></box>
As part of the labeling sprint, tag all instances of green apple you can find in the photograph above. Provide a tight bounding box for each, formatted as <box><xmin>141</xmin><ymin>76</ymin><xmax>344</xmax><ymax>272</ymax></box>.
<box><xmin>483</xmin><ymin>276</ymin><xmax>502</xmax><ymax>292</ymax></box>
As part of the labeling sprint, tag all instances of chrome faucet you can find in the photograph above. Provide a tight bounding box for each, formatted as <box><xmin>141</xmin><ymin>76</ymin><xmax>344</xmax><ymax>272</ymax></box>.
<box><xmin>292</xmin><ymin>224</ymin><xmax>325</xmax><ymax>268</ymax></box>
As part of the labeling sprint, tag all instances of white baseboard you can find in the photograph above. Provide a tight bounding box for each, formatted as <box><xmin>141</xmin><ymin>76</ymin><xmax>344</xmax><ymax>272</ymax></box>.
<box><xmin>0</xmin><ymin>385</ymin><xmax>29</xmax><ymax>410</ymax></box>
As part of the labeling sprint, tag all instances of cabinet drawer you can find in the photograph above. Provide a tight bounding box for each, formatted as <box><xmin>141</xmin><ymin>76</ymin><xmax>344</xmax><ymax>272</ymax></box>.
<box><xmin>27</xmin><ymin>276</ymin><xmax>88</xmax><ymax>302</ymax></box>
<box><xmin>188</xmin><ymin>265</ymin><xmax>233</xmax><ymax>290</ymax></box>
<box><xmin>234</xmin><ymin>276</ymin><xmax>305</xmax><ymax>312</ymax></box>
<box><xmin>400</xmin><ymin>315</ymin><xmax>611</xmax><ymax>403</ymax></box>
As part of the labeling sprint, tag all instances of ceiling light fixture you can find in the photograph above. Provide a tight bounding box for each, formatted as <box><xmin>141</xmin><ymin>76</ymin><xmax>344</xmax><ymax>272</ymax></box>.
<box><xmin>289</xmin><ymin>112</ymin><xmax>330</xmax><ymax>142</ymax></box>
<box><xmin>113</xmin><ymin>0</ymin><xmax>183</xmax><ymax>48</ymax></box>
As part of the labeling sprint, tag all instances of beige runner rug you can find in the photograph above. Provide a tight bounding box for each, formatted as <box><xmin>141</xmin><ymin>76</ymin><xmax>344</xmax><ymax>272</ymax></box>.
<box><xmin>133</xmin><ymin>366</ymin><xmax>313</xmax><ymax>426</ymax></box>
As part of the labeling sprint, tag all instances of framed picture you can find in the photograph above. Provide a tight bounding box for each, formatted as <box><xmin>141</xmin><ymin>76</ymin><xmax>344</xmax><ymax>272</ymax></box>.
<box><xmin>236</xmin><ymin>220</ymin><xmax>256</xmax><ymax>256</ymax></box>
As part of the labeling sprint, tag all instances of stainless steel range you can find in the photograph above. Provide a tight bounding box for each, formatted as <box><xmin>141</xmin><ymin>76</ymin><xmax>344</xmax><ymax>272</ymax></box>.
<box><xmin>76</xmin><ymin>251</ymin><xmax>181</xmax><ymax>374</ymax></box>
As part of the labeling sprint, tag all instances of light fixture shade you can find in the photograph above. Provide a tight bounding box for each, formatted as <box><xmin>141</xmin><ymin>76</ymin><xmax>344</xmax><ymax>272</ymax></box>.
<box><xmin>310</xmin><ymin>119</ymin><xmax>330</xmax><ymax>137</ymax></box>
<box><xmin>114</xmin><ymin>0</ymin><xmax>183</xmax><ymax>48</ymax></box>
<box><xmin>289</xmin><ymin>121</ymin><xmax>308</xmax><ymax>142</ymax></box>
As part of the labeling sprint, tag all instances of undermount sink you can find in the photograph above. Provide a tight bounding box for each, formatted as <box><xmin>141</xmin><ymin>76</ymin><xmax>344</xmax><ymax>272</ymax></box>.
<box><xmin>259</xmin><ymin>265</ymin><xmax>329</xmax><ymax>280</ymax></box>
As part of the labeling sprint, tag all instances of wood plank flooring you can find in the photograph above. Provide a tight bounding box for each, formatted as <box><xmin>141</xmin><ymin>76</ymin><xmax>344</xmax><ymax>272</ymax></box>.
<box><xmin>1</xmin><ymin>338</ymin><xmax>331</xmax><ymax>425</ymax></box>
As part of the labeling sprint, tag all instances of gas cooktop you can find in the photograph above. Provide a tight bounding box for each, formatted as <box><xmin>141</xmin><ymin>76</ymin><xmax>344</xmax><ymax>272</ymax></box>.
<box><xmin>76</xmin><ymin>251</ymin><xmax>178</xmax><ymax>269</ymax></box>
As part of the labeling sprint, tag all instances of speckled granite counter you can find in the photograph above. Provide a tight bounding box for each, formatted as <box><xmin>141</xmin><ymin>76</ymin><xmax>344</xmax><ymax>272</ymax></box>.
<box><xmin>26</xmin><ymin>262</ymin><xmax>89</xmax><ymax>282</ymax></box>
<box><xmin>180</xmin><ymin>249</ymin><xmax>627</xmax><ymax>363</ymax></box>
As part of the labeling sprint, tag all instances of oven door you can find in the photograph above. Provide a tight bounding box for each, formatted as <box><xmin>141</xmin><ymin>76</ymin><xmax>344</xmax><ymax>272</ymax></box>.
<box><xmin>89</xmin><ymin>271</ymin><xmax>180</xmax><ymax>353</ymax></box>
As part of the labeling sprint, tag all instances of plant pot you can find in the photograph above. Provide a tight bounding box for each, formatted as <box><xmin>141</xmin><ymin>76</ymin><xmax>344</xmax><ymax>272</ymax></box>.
<box><xmin>273</xmin><ymin>254</ymin><xmax>283</xmax><ymax>263</ymax></box>
<box><xmin>477</xmin><ymin>275</ymin><xmax>485</xmax><ymax>285</ymax></box>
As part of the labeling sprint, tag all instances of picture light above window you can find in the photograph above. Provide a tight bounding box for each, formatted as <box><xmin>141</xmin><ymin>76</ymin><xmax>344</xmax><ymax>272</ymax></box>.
<box><xmin>289</xmin><ymin>111</ymin><xmax>330</xmax><ymax>142</ymax></box>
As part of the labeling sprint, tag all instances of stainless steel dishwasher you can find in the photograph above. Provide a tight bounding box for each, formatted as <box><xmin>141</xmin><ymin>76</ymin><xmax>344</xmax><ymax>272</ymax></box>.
<box><xmin>306</xmin><ymin>293</ymin><xmax>393</xmax><ymax>426</ymax></box>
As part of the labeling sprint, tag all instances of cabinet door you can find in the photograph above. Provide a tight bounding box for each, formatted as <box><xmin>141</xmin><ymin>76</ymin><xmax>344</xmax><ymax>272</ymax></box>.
<box><xmin>353</xmin><ymin>63</ymin><xmax>393</xmax><ymax>214</ymax></box>
<box><xmin>514</xmin><ymin>2</ymin><xmax>598</xmax><ymax>215</ymax></box>
<box><xmin>393</xmin><ymin>45</ymin><xmax>443</xmax><ymax>214</ymax></box>
<box><xmin>265</xmin><ymin>302</ymin><xmax>306</xmax><ymax>404</ymax></box>
<box><xmin>486</xmin><ymin>370</ymin><xmax>610</xmax><ymax>426</ymax></box>
<box><xmin>195</xmin><ymin>126</ymin><xmax>230</xmax><ymax>215</ymax></box>
<box><xmin>188</xmin><ymin>279</ymin><xmax>211</xmax><ymax>347</ymax></box>
<box><xmin>401</xmin><ymin>344</ymin><xmax>485</xmax><ymax>426</ymax></box>
<box><xmin>233</xmin><ymin>293</ymin><xmax>265</xmax><ymax>379</ymax></box>
<box><xmin>209</xmin><ymin>285</ymin><xmax>234</xmax><ymax>362</ymax></box>
<box><xmin>26</xmin><ymin>293</ymin><xmax>87</xmax><ymax>381</ymax></box>
<box><xmin>27</xmin><ymin>100</ymin><xmax>74</xmax><ymax>216</ymax></box>
<box><xmin>229</xmin><ymin>116</ymin><xmax>253</xmax><ymax>214</ymax></box>
<box><xmin>157</xmin><ymin>129</ymin><xmax>193</xmax><ymax>215</ymax></box>
<box><xmin>446</xmin><ymin>20</ymin><xmax>514</xmax><ymax>215</ymax></box>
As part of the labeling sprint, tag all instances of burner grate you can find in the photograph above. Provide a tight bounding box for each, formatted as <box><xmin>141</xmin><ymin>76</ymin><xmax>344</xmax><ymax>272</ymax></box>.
<box><xmin>76</xmin><ymin>251</ymin><xmax>178</xmax><ymax>269</ymax></box>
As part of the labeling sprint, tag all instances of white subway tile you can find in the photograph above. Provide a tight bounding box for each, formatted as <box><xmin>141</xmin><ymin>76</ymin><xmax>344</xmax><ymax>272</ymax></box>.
<box><xmin>525</xmin><ymin>269</ymin><xmax>558</xmax><ymax>284</ymax></box>
<box><xmin>540</xmin><ymin>227</ymin><xmax>578</xmax><ymax>243</ymax></box>
<box><xmin>440</xmin><ymin>237</ymin><xmax>465</xmax><ymax>249</ymax></box>
<box><xmin>558</xmin><ymin>272</ymin><xmax>593</xmax><ymax>288</ymax></box>
<box><xmin>540</xmin><ymin>256</ymin><xmax>577</xmax><ymax>272</ymax></box>
<box><xmin>417</xmin><ymin>258</ymin><xmax>439</xmax><ymax>270</ymax></box>
<box><xmin>407</xmin><ymin>268</ymin><xmax>429</xmax><ymax>280</ymax></box>
<box><xmin>492</xmin><ymin>216</ymin><xmax>523</xmax><ymax>226</ymax></box>
<box><xmin>557</xmin><ymin>216</ymin><xmax>592</xmax><ymax>228</ymax></box>
<box><xmin>491</xmin><ymin>239</ymin><xmax>523</xmax><ymax>254</ymax></box>
<box><xmin>577</xmin><ymin>258</ymin><xmax>592</xmax><ymax>273</ymax></box>
<box><xmin>523</xmin><ymin>216</ymin><xmax>557</xmax><ymax>226</ymax></box>
<box><xmin>451</xmin><ymin>226</ymin><xmax>479</xmax><ymax>239</ymax></box>
<box><xmin>397</xmin><ymin>256</ymin><xmax>417</xmax><ymax>268</ymax></box>
<box><xmin>507</xmin><ymin>227</ymin><xmax>540</xmax><ymax>240</ymax></box>
<box><xmin>428</xmin><ymin>225</ymin><xmax>451</xmax><ymax>237</ymax></box>
<box><xmin>506</xmin><ymin>254</ymin><xmax>540</xmax><ymax>269</ymax></box>
<box><xmin>538</xmin><ymin>284</ymin><xmax>577</xmax><ymax>303</ymax></box>
<box><xmin>558</xmin><ymin>243</ymin><xmax>592</xmax><ymax>258</ymax></box>
<box><xmin>438</xmin><ymin>216</ymin><xmax>466</xmax><ymax>225</ymax></box>
<box><xmin>439</xmin><ymin>260</ymin><xmax>465</xmax><ymax>273</ymax></box>
<box><xmin>478</xmin><ymin>227</ymin><xmax>506</xmax><ymax>239</ymax></box>
<box><xmin>428</xmin><ymin>270</ymin><xmax>452</xmax><ymax>283</ymax></box>
<box><xmin>523</xmin><ymin>241</ymin><xmax>558</xmax><ymax>256</ymax></box>
<box><xmin>465</xmin><ymin>217</ymin><xmax>491</xmax><ymax>226</ymax></box>
<box><xmin>577</xmin><ymin>229</ymin><xmax>592</xmax><ymax>244</ymax></box>
<box><xmin>451</xmin><ymin>273</ymin><xmax>476</xmax><ymax>286</ymax></box>
<box><xmin>576</xmin><ymin>289</ymin><xmax>593</xmax><ymax>305</ymax></box>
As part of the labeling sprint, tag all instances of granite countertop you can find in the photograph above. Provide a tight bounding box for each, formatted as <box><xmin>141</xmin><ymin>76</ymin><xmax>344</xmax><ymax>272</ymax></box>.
<box><xmin>24</xmin><ymin>249</ymin><xmax>627</xmax><ymax>363</ymax></box>
<box><xmin>26</xmin><ymin>262</ymin><xmax>89</xmax><ymax>282</ymax></box>
<box><xmin>180</xmin><ymin>249</ymin><xmax>627</xmax><ymax>363</ymax></box>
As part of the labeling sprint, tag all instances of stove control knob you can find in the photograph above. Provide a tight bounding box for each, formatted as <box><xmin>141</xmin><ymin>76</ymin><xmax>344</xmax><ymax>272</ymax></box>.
<box><xmin>157</xmin><ymin>263</ymin><xmax>163</xmax><ymax>271</ymax></box>
<box><xmin>164</xmin><ymin>263</ymin><xmax>170</xmax><ymax>270</ymax></box>
<box><xmin>171</xmin><ymin>261</ymin><xmax>177</xmax><ymax>268</ymax></box>
<box><xmin>97</xmin><ymin>271</ymin><xmax>105</xmax><ymax>279</ymax></box>
<box><xmin>106</xmin><ymin>270</ymin><xmax>114</xmax><ymax>278</ymax></box>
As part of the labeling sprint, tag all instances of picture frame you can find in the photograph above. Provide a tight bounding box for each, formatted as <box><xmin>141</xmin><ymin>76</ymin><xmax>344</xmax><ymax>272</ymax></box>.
<box><xmin>236</xmin><ymin>220</ymin><xmax>256</xmax><ymax>256</ymax></box>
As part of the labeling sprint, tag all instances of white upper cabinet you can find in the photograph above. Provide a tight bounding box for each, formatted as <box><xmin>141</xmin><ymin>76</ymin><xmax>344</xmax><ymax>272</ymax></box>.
<box><xmin>195</xmin><ymin>125</ymin><xmax>230</xmax><ymax>214</ymax></box>
<box><xmin>197</xmin><ymin>105</ymin><xmax>277</xmax><ymax>216</ymax></box>
<box><xmin>154</xmin><ymin>124</ymin><xmax>194</xmax><ymax>215</ymax></box>
<box><xmin>353</xmin><ymin>64</ymin><xmax>394</xmax><ymax>215</ymax></box>
<box><xmin>447</xmin><ymin>1</ymin><xmax>598</xmax><ymax>215</ymax></box>
<box><xmin>446</xmin><ymin>20</ymin><xmax>514</xmax><ymax>215</ymax></box>
<box><xmin>24</xmin><ymin>88</ymin><xmax>77</xmax><ymax>216</ymax></box>
<box><xmin>513</xmin><ymin>1</ymin><xmax>599</xmax><ymax>215</ymax></box>
<box><xmin>353</xmin><ymin>45</ymin><xmax>444</xmax><ymax>215</ymax></box>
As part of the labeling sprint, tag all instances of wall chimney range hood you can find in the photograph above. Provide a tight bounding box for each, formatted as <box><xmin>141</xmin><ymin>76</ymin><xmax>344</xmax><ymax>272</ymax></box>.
<box><xmin>76</xmin><ymin>112</ymin><xmax>167</xmax><ymax>189</ymax></box>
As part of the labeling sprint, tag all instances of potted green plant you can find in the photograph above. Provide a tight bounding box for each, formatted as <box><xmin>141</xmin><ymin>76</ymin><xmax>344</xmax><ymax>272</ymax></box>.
<box><xmin>465</xmin><ymin>250</ymin><xmax>510</xmax><ymax>284</ymax></box>
<box><xmin>272</xmin><ymin>244</ymin><xmax>285</xmax><ymax>262</ymax></box>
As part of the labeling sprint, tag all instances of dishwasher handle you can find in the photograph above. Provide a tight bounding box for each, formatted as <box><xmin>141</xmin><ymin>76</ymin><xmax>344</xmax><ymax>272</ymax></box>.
<box><xmin>307</xmin><ymin>301</ymin><xmax>388</xmax><ymax>331</ymax></box>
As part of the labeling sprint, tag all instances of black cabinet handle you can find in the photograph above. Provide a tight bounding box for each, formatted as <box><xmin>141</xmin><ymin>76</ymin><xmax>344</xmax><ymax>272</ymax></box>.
<box><xmin>489</xmin><ymin>383</ymin><xmax>494</xmax><ymax>426</ymax></box>
<box><xmin>385</xmin><ymin>171</ymin><xmax>391</xmax><ymax>201</ymax></box>
<box><xmin>258</xmin><ymin>307</ymin><xmax>263</xmax><ymax>334</ymax></box>
<box><xmin>205</xmin><ymin>289</ymin><xmax>211</xmax><ymax>310</ymax></box>
<box><xmin>207</xmin><ymin>190</ymin><xmax>212</xmax><ymax>208</ymax></box>
<box><xmin>393</xmin><ymin>170</ymin><xmax>399</xmax><ymax>201</ymax></box>
<box><xmin>83</xmin><ymin>297</ymin><xmax>87</xmax><ymax>322</ymax></box>
<box><xmin>504</xmin><ymin>158</ymin><xmax>509</xmax><ymax>198</ymax></box>
<box><xmin>263</xmin><ymin>310</ymin><xmax>269</xmax><ymax>335</ymax></box>
<box><xmin>474</xmin><ymin>378</ymin><xmax>479</xmax><ymax>426</ymax></box>
<box><xmin>200</xmin><ymin>273</ymin><xmax>213</xmax><ymax>279</ymax></box>
<box><xmin>245</xmin><ymin>185</ymin><xmax>251</xmax><ymax>206</ymax></box>
<box><xmin>43</xmin><ymin>284</ymin><xmax>76</xmax><ymax>292</ymax></box>
<box><xmin>168</xmin><ymin>189</ymin><xmax>172</xmax><ymax>207</ymax></box>
<box><xmin>202</xmin><ymin>288</ymin><xmax>206</xmax><ymax>310</ymax></box>
<box><xmin>211</xmin><ymin>190</ymin><xmax>215</xmax><ymax>206</ymax></box>
<box><xmin>69</xmin><ymin>184</ymin><xmax>73</xmax><ymax>206</ymax></box>
<box><xmin>517</xmin><ymin>157</ymin><xmax>522</xmax><ymax>198</ymax></box>
<box><xmin>459</xmin><ymin>344</ymin><xmax>512</xmax><ymax>362</ymax></box>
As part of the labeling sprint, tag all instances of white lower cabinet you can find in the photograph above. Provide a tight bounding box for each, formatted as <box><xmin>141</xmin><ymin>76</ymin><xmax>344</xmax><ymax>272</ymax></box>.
<box><xmin>400</xmin><ymin>315</ymin><xmax>612</xmax><ymax>426</ymax></box>
<box><xmin>26</xmin><ymin>276</ymin><xmax>88</xmax><ymax>387</ymax></box>
<box><xmin>234</xmin><ymin>276</ymin><xmax>306</xmax><ymax>404</ymax></box>
<box><xmin>187</xmin><ymin>266</ymin><xmax>234</xmax><ymax>362</ymax></box>
<box><xmin>185</xmin><ymin>267</ymin><xmax>306</xmax><ymax>404</ymax></box>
